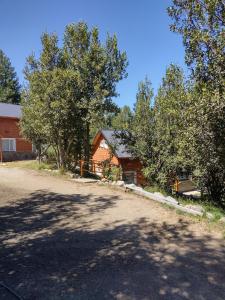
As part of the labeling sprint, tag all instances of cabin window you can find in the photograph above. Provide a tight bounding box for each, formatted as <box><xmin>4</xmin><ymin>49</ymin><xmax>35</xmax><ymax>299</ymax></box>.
<box><xmin>100</xmin><ymin>139</ymin><xmax>108</xmax><ymax>149</ymax></box>
<box><xmin>1</xmin><ymin>138</ymin><xmax>16</xmax><ymax>152</ymax></box>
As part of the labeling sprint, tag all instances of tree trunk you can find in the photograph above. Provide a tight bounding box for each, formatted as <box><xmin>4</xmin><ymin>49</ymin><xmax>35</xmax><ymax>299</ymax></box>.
<box><xmin>84</xmin><ymin>122</ymin><xmax>90</xmax><ymax>173</ymax></box>
<box><xmin>59</xmin><ymin>147</ymin><xmax>65</xmax><ymax>169</ymax></box>
<box><xmin>37</xmin><ymin>143</ymin><xmax>41</xmax><ymax>164</ymax></box>
<box><xmin>58</xmin><ymin>138</ymin><xmax>66</xmax><ymax>170</ymax></box>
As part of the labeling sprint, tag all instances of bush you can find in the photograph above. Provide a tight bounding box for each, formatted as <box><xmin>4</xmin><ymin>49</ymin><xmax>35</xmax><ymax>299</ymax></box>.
<box><xmin>101</xmin><ymin>159</ymin><xmax>121</xmax><ymax>181</ymax></box>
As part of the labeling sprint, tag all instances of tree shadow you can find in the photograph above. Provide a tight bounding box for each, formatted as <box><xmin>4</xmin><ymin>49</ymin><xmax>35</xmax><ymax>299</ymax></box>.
<box><xmin>0</xmin><ymin>190</ymin><xmax>225</xmax><ymax>299</ymax></box>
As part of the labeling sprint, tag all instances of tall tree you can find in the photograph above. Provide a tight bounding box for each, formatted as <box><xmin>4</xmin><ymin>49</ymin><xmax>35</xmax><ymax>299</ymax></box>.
<box><xmin>62</xmin><ymin>23</ymin><xmax>128</xmax><ymax>164</ymax></box>
<box><xmin>184</xmin><ymin>86</ymin><xmax>225</xmax><ymax>206</ymax></box>
<box><xmin>120</xmin><ymin>78</ymin><xmax>154</xmax><ymax>167</ymax></box>
<box><xmin>132</xmin><ymin>78</ymin><xmax>154</xmax><ymax>164</ymax></box>
<box><xmin>21</xmin><ymin>22</ymin><xmax>127</xmax><ymax>169</ymax></box>
<box><xmin>0</xmin><ymin>49</ymin><xmax>20</xmax><ymax>104</ymax></box>
<box><xmin>148</xmin><ymin>64</ymin><xmax>188</xmax><ymax>187</ymax></box>
<box><xmin>168</xmin><ymin>0</ymin><xmax>225</xmax><ymax>206</ymax></box>
<box><xmin>22</xmin><ymin>33</ymin><xmax>82</xmax><ymax>168</ymax></box>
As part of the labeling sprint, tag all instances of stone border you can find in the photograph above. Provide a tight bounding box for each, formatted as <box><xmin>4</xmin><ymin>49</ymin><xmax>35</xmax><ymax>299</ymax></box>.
<box><xmin>123</xmin><ymin>184</ymin><xmax>204</xmax><ymax>216</ymax></box>
<box><xmin>98</xmin><ymin>181</ymin><xmax>204</xmax><ymax>217</ymax></box>
<box><xmin>71</xmin><ymin>177</ymin><xmax>224</xmax><ymax>222</ymax></box>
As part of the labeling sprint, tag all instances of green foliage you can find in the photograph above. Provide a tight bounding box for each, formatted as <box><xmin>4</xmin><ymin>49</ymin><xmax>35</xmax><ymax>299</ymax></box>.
<box><xmin>21</xmin><ymin>22</ymin><xmax>127</xmax><ymax>169</ymax></box>
<box><xmin>168</xmin><ymin>0</ymin><xmax>225</xmax><ymax>92</ymax></box>
<box><xmin>145</xmin><ymin>184</ymin><xmax>169</xmax><ymax>196</ymax></box>
<box><xmin>184</xmin><ymin>87</ymin><xmax>225</xmax><ymax>205</ymax></box>
<box><xmin>0</xmin><ymin>49</ymin><xmax>20</xmax><ymax>104</ymax></box>
<box><xmin>120</xmin><ymin>77</ymin><xmax>154</xmax><ymax>168</ymax></box>
<box><xmin>168</xmin><ymin>0</ymin><xmax>225</xmax><ymax>207</ymax></box>
<box><xmin>109</xmin><ymin>165</ymin><xmax>122</xmax><ymax>181</ymax></box>
<box><xmin>4</xmin><ymin>160</ymin><xmax>54</xmax><ymax>171</ymax></box>
<box><xmin>124</xmin><ymin>62</ymin><xmax>224</xmax><ymax>207</ymax></box>
<box><xmin>101</xmin><ymin>159</ymin><xmax>121</xmax><ymax>181</ymax></box>
<box><xmin>112</xmin><ymin>105</ymin><xmax>133</xmax><ymax>130</ymax></box>
<box><xmin>145</xmin><ymin>64</ymin><xmax>189</xmax><ymax>187</ymax></box>
<box><xmin>132</xmin><ymin>78</ymin><xmax>154</xmax><ymax>163</ymax></box>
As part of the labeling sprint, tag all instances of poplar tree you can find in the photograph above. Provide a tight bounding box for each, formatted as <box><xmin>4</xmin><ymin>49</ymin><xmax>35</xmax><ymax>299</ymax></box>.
<box><xmin>21</xmin><ymin>22</ymin><xmax>127</xmax><ymax>169</ymax></box>
<box><xmin>149</xmin><ymin>64</ymin><xmax>188</xmax><ymax>187</ymax></box>
<box><xmin>120</xmin><ymin>78</ymin><xmax>154</xmax><ymax>166</ymax></box>
<box><xmin>63</xmin><ymin>22</ymin><xmax>127</xmax><ymax>163</ymax></box>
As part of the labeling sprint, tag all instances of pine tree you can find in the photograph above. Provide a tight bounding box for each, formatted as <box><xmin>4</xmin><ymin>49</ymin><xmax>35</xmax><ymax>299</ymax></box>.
<box><xmin>112</xmin><ymin>105</ymin><xmax>133</xmax><ymax>130</ymax></box>
<box><xmin>0</xmin><ymin>49</ymin><xmax>20</xmax><ymax>104</ymax></box>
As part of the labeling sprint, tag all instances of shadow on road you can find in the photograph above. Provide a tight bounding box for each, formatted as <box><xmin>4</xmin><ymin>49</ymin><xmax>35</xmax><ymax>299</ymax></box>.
<box><xmin>0</xmin><ymin>190</ymin><xmax>224</xmax><ymax>299</ymax></box>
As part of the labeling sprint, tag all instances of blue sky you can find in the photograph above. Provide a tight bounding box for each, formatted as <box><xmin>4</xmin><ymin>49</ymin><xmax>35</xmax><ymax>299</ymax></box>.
<box><xmin>0</xmin><ymin>0</ymin><xmax>186</xmax><ymax>108</ymax></box>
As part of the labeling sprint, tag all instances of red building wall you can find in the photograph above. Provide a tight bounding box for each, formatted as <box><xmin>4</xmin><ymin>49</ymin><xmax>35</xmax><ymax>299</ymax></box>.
<box><xmin>0</xmin><ymin>116</ymin><xmax>32</xmax><ymax>152</ymax></box>
<box><xmin>119</xmin><ymin>158</ymin><xmax>145</xmax><ymax>185</ymax></box>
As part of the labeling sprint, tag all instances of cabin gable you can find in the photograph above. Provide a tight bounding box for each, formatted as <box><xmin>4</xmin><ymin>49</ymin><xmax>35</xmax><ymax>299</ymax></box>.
<box><xmin>92</xmin><ymin>133</ymin><xmax>119</xmax><ymax>165</ymax></box>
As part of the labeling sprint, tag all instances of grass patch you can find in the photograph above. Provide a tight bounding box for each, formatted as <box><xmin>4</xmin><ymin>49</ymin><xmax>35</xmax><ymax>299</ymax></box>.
<box><xmin>161</xmin><ymin>203</ymin><xmax>175</xmax><ymax>211</ymax></box>
<box><xmin>177</xmin><ymin>196</ymin><xmax>225</xmax><ymax>221</ymax></box>
<box><xmin>145</xmin><ymin>184</ymin><xmax>225</xmax><ymax>223</ymax></box>
<box><xmin>145</xmin><ymin>185</ymin><xmax>170</xmax><ymax>196</ymax></box>
<box><xmin>2</xmin><ymin>160</ymin><xmax>56</xmax><ymax>171</ymax></box>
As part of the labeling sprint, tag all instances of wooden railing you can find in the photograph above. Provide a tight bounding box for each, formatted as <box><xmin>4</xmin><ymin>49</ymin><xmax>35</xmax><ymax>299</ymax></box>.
<box><xmin>79</xmin><ymin>159</ymin><xmax>120</xmax><ymax>178</ymax></box>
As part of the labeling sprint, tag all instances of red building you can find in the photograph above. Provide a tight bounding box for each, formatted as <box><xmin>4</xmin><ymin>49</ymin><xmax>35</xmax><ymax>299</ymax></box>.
<box><xmin>0</xmin><ymin>102</ymin><xmax>35</xmax><ymax>161</ymax></box>
<box><xmin>92</xmin><ymin>129</ymin><xmax>145</xmax><ymax>185</ymax></box>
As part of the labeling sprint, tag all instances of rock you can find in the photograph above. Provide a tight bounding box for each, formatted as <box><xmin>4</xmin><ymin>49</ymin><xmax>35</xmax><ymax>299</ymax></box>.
<box><xmin>68</xmin><ymin>173</ymin><xmax>81</xmax><ymax>179</ymax></box>
<box><xmin>116</xmin><ymin>180</ymin><xmax>125</xmax><ymax>187</ymax></box>
<box><xmin>66</xmin><ymin>171</ymin><xmax>74</xmax><ymax>178</ymax></box>
<box><xmin>101</xmin><ymin>178</ymin><xmax>108</xmax><ymax>182</ymax></box>
<box><xmin>126</xmin><ymin>183</ymin><xmax>136</xmax><ymax>189</ymax></box>
<box><xmin>154</xmin><ymin>192</ymin><xmax>164</xmax><ymax>197</ymax></box>
<box><xmin>73</xmin><ymin>174</ymin><xmax>80</xmax><ymax>178</ymax></box>
<box><xmin>206</xmin><ymin>212</ymin><xmax>214</xmax><ymax>220</ymax></box>
<box><xmin>143</xmin><ymin>191</ymin><xmax>166</xmax><ymax>203</ymax></box>
<box><xmin>184</xmin><ymin>204</ymin><xmax>205</xmax><ymax>213</ymax></box>
<box><xmin>52</xmin><ymin>169</ymin><xmax>59</xmax><ymax>173</ymax></box>
<box><xmin>134</xmin><ymin>186</ymin><xmax>143</xmax><ymax>191</ymax></box>
<box><xmin>72</xmin><ymin>178</ymin><xmax>98</xmax><ymax>183</ymax></box>
<box><xmin>165</xmin><ymin>196</ymin><xmax>178</xmax><ymax>205</ymax></box>
<box><xmin>219</xmin><ymin>217</ymin><xmax>225</xmax><ymax>224</ymax></box>
<box><xmin>176</xmin><ymin>204</ymin><xmax>203</xmax><ymax>216</ymax></box>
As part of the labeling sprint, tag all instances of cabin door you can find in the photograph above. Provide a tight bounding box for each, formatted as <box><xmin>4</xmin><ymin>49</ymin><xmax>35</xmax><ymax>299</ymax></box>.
<box><xmin>123</xmin><ymin>171</ymin><xmax>137</xmax><ymax>184</ymax></box>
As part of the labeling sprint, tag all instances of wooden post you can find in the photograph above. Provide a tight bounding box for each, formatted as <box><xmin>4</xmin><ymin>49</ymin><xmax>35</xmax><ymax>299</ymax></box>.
<box><xmin>80</xmin><ymin>160</ymin><xmax>84</xmax><ymax>177</ymax></box>
<box><xmin>0</xmin><ymin>138</ymin><xmax>2</xmax><ymax>163</ymax></box>
<box><xmin>175</xmin><ymin>179</ymin><xmax>179</xmax><ymax>193</ymax></box>
<box><xmin>82</xmin><ymin>160</ymin><xmax>84</xmax><ymax>177</ymax></box>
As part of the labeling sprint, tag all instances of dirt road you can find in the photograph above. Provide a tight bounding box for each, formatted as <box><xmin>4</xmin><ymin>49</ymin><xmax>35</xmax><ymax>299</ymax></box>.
<box><xmin>0</xmin><ymin>167</ymin><xmax>224</xmax><ymax>299</ymax></box>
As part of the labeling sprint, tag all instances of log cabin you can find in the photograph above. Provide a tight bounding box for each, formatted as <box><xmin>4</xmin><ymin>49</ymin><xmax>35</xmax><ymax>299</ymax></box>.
<box><xmin>0</xmin><ymin>102</ymin><xmax>35</xmax><ymax>162</ymax></box>
<box><xmin>92</xmin><ymin>129</ymin><xmax>145</xmax><ymax>185</ymax></box>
